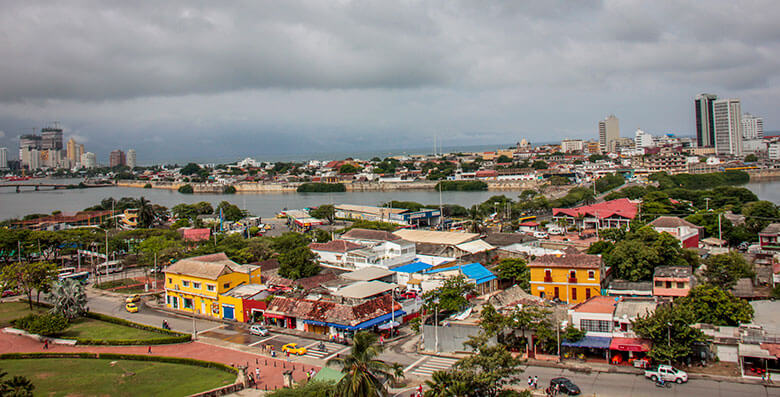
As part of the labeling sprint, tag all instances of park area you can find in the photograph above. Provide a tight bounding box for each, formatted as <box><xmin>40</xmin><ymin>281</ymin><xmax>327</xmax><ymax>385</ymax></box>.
<box><xmin>94</xmin><ymin>276</ymin><xmax>163</xmax><ymax>294</ymax></box>
<box><xmin>0</xmin><ymin>358</ymin><xmax>235</xmax><ymax>396</ymax></box>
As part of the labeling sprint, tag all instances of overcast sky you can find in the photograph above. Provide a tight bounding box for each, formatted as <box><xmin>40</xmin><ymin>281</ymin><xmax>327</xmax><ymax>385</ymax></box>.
<box><xmin>1</xmin><ymin>1</ymin><xmax>779</xmax><ymax>163</ymax></box>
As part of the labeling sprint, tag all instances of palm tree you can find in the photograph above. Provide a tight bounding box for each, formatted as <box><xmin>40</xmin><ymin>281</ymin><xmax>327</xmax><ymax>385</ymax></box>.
<box><xmin>137</xmin><ymin>196</ymin><xmax>154</xmax><ymax>228</ymax></box>
<box><xmin>0</xmin><ymin>371</ymin><xmax>34</xmax><ymax>397</ymax></box>
<box><xmin>468</xmin><ymin>205</ymin><xmax>482</xmax><ymax>234</ymax></box>
<box><xmin>48</xmin><ymin>278</ymin><xmax>88</xmax><ymax>320</ymax></box>
<box><xmin>424</xmin><ymin>370</ymin><xmax>469</xmax><ymax>397</ymax></box>
<box><xmin>327</xmin><ymin>331</ymin><xmax>396</xmax><ymax>397</ymax></box>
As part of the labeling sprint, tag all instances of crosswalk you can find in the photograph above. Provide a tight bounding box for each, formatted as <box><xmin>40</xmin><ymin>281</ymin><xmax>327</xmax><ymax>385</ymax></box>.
<box><xmin>301</xmin><ymin>341</ymin><xmax>346</xmax><ymax>360</ymax></box>
<box><xmin>406</xmin><ymin>356</ymin><xmax>459</xmax><ymax>377</ymax></box>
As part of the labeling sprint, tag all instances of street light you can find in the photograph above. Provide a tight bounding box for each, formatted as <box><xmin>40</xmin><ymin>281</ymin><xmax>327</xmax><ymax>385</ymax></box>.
<box><xmin>666</xmin><ymin>322</ymin><xmax>672</xmax><ymax>365</ymax></box>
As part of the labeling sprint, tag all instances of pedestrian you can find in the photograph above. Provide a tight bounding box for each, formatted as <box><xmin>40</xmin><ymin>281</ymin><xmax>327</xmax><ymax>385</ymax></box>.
<box><xmin>148</xmin><ymin>346</ymin><xmax>152</xmax><ymax>354</ymax></box>
<box><xmin>528</xmin><ymin>376</ymin><xmax>533</xmax><ymax>388</ymax></box>
<box><xmin>43</xmin><ymin>339</ymin><xmax>48</xmax><ymax>350</ymax></box>
<box><xmin>533</xmin><ymin>376</ymin><xmax>538</xmax><ymax>389</ymax></box>
<box><xmin>255</xmin><ymin>367</ymin><xmax>260</xmax><ymax>379</ymax></box>
<box><xmin>380</xmin><ymin>335</ymin><xmax>384</xmax><ymax>346</ymax></box>
<box><xmin>555</xmin><ymin>383</ymin><xmax>560</xmax><ymax>396</ymax></box>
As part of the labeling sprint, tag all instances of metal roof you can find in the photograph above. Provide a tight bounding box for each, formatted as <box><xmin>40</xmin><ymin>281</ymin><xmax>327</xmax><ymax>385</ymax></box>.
<box><xmin>393</xmin><ymin>229</ymin><xmax>479</xmax><ymax>245</ymax></box>
<box><xmin>391</xmin><ymin>261</ymin><xmax>432</xmax><ymax>274</ymax></box>
<box><xmin>426</xmin><ymin>262</ymin><xmax>497</xmax><ymax>285</ymax></box>
<box><xmin>342</xmin><ymin>267</ymin><xmax>394</xmax><ymax>281</ymax></box>
<box><xmin>333</xmin><ymin>281</ymin><xmax>396</xmax><ymax>299</ymax></box>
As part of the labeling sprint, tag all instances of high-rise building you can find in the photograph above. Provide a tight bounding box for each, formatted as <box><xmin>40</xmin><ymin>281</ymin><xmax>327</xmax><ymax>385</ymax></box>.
<box><xmin>40</xmin><ymin>127</ymin><xmax>63</xmax><ymax>151</ymax></box>
<box><xmin>126</xmin><ymin>149</ymin><xmax>136</xmax><ymax>169</ymax></box>
<box><xmin>28</xmin><ymin>149</ymin><xmax>40</xmax><ymax>170</ymax></box>
<box><xmin>81</xmin><ymin>152</ymin><xmax>97</xmax><ymax>168</ymax></box>
<box><xmin>109</xmin><ymin>150</ymin><xmax>126</xmax><ymax>168</ymax></box>
<box><xmin>66</xmin><ymin>138</ymin><xmax>78</xmax><ymax>164</ymax></box>
<box><xmin>0</xmin><ymin>147</ymin><xmax>7</xmax><ymax>169</ymax></box>
<box><xmin>742</xmin><ymin>113</ymin><xmax>763</xmax><ymax>140</ymax></box>
<box><xmin>713</xmin><ymin>99</ymin><xmax>743</xmax><ymax>156</ymax></box>
<box><xmin>695</xmin><ymin>93</ymin><xmax>717</xmax><ymax>147</ymax></box>
<box><xmin>560</xmin><ymin>139</ymin><xmax>583</xmax><ymax>153</ymax></box>
<box><xmin>598</xmin><ymin>115</ymin><xmax>620</xmax><ymax>153</ymax></box>
<box><xmin>634</xmin><ymin>129</ymin><xmax>654</xmax><ymax>149</ymax></box>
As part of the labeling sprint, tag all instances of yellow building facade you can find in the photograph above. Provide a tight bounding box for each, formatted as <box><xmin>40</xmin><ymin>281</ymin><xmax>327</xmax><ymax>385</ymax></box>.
<box><xmin>528</xmin><ymin>253</ymin><xmax>604</xmax><ymax>304</ymax></box>
<box><xmin>163</xmin><ymin>253</ymin><xmax>261</xmax><ymax>322</ymax></box>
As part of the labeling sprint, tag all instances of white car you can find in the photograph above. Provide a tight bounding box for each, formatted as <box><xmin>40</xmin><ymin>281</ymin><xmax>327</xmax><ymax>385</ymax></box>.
<box><xmin>249</xmin><ymin>324</ymin><xmax>269</xmax><ymax>336</ymax></box>
<box><xmin>533</xmin><ymin>231</ymin><xmax>549</xmax><ymax>239</ymax></box>
<box><xmin>645</xmin><ymin>365</ymin><xmax>688</xmax><ymax>384</ymax></box>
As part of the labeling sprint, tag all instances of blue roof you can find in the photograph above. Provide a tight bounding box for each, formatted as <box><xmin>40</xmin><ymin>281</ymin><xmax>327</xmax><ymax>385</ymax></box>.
<box><xmin>425</xmin><ymin>263</ymin><xmax>497</xmax><ymax>285</ymax></box>
<box><xmin>303</xmin><ymin>310</ymin><xmax>406</xmax><ymax>331</ymax></box>
<box><xmin>392</xmin><ymin>261</ymin><xmax>432</xmax><ymax>274</ymax></box>
<box><xmin>562</xmin><ymin>335</ymin><xmax>612</xmax><ymax>349</ymax></box>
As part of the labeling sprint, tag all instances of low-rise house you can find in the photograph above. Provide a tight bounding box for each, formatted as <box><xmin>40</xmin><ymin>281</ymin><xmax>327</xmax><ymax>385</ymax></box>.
<box><xmin>605</xmin><ymin>280</ymin><xmax>653</xmax><ymax>298</ymax></box>
<box><xmin>391</xmin><ymin>261</ymin><xmax>432</xmax><ymax>291</ymax></box>
<box><xmin>528</xmin><ymin>252</ymin><xmax>606</xmax><ymax>303</ymax></box>
<box><xmin>648</xmin><ymin>216</ymin><xmax>701</xmax><ymax>248</ymax></box>
<box><xmin>423</xmin><ymin>262</ymin><xmax>498</xmax><ymax>295</ymax></box>
<box><xmin>652</xmin><ymin>266</ymin><xmax>694</xmax><ymax>298</ymax></box>
<box><xmin>341</xmin><ymin>229</ymin><xmax>417</xmax><ymax>268</ymax></box>
<box><xmin>163</xmin><ymin>253</ymin><xmax>262</xmax><ymax>321</ymax></box>
<box><xmin>569</xmin><ymin>296</ymin><xmax>617</xmax><ymax>338</ymax></box>
<box><xmin>552</xmin><ymin>198</ymin><xmax>638</xmax><ymax>230</ymax></box>
<box><xmin>309</xmin><ymin>240</ymin><xmax>366</xmax><ymax>269</ymax></box>
<box><xmin>612</xmin><ymin>298</ymin><xmax>658</xmax><ymax>338</ymax></box>
<box><xmin>759</xmin><ymin>223</ymin><xmax>780</xmax><ymax>252</ymax></box>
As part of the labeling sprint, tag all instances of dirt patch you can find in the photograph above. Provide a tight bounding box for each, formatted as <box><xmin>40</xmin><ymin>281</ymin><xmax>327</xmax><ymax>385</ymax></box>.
<box><xmin>35</xmin><ymin>372</ymin><xmax>53</xmax><ymax>379</ymax></box>
<box><xmin>683</xmin><ymin>361</ymin><xmax>740</xmax><ymax>377</ymax></box>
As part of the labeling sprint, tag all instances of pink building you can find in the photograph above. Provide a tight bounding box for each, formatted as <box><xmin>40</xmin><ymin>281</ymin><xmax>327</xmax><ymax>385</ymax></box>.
<box><xmin>648</xmin><ymin>216</ymin><xmax>701</xmax><ymax>249</ymax></box>
<box><xmin>759</xmin><ymin>223</ymin><xmax>780</xmax><ymax>251</ymax></box>
<box><xmin>652</xmin><ymin>266</ymin><xmax>694</xmax><ymax>298</ymax></box>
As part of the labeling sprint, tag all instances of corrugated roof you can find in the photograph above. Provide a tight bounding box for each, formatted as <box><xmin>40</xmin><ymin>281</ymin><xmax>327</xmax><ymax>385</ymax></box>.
<box><xmin>455</xmin><ymin>239</ymin><xmax>495</xmax><ymax>254</ymax></box>
<box><xmin>333</xmin><ymin>281</ymin><xmax>396</xmax><ymax>299</ymax></box>
<box><xmin>342</xmin><ymin>267</ymin><xmax>394</xmax><ymax>281</ymax></box>
<box><xmin>341</xmin><ymin>228</ymin><xmax>401</xmax><ymax>242</ymax></box>
<box><xmin>760</xmin><ymin>223</ymin><xmax>780</xmax><ymax>235</ymax></box>
<box><xmin>336</xmin><ymin>204</ymin><xmax>408</xmax><ymax>216</ymax></box>
<box><xmin>393</xmin><ymin>229</ymin><xmax>479</xmax><ymax>245</ymax></box>
<box><xmin>571</xmin><ymin>296</ymin><xmax>618</xmax><ymax>314</ymax></box>
<box><xmin>426</xmin><ymin>262</ymin><xmax>497</xmax><ymax>285</ymax></box>
<box><xmin>553</xmin><ymin>198</ymin><xmax>638</xmax><ymax>220</ymax></box>
<box><xmin>163</xmin><ymin>253</ymin><xmax>242</xmax><ymax>280</ymax></box>
<box><xmin>391</xmin><ymin>261</ymin><xmax>432</xmax><ymax>274</ymax></box>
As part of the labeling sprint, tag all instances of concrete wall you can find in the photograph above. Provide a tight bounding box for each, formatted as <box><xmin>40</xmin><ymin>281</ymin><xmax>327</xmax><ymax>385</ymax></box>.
<box><xmin>422</xmin><ymin>323</ymin><xmax>496</xmax><ymax>353</ymax></box>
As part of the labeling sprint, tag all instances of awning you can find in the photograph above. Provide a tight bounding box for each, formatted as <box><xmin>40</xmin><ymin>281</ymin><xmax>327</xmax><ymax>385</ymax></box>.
<box><xmin>610</xmin><ymin>337</ymin><xmax>651</xmax><ymax>352</ymax></box>
<box><xmin>302</xmin><ymin>310</ymin><xmax>406</xmax><ymax>331</ymax></box>
<box><xmin>377</xmin><ymin>321</ymin><xmax>400</xmax><ymax>330</ymax></box>
<box><xmin>562</xmin><ymin>336</ymin><xmax>612</xmax><ymax>349</ymax></box>
<box><xmin>263</xmin><ymin>312</ymin><xmax>287</xmax><ymax>320</ymax></box>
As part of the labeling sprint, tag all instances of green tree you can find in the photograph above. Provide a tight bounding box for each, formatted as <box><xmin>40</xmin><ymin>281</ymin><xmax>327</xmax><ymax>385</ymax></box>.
<box><xmin>561</xmin><ymin>324</ymin><xmax>585</xmax><ymax>342</ymax></box>
<box><xmin>265</xmin><ymin>380</ymin><xmax>336</xmax><ymax>397</ymax></box>
<box><xmin>278</xmin><ymin>246</ymin><xmax>320</xmax><ymax>280</ymax></box>
<box><xmin>494</xmin><ymin>258</ymin><xmax>530</xmax><ymax>290</ymax></box>
<box><xmin>531</xmin><ymin>160</ymin><xmax>548</xmax><ymax>170</ymax></box>
<box><xmin>215</xmin><ymin>201</ymin><xmax>246</xmax><ymax>222</ymax></box>
<box><xmin>677</xmin><ymin>285</ymin><xmax>753</xmax><ymax>326</ymax></box>
<box><xmin>701</xmin><ymin>252</ymin><xmax>754</xmax><ymax>289</ymax></box>
<box><xmin>311</xmin><ymin>205</ymin><xmax>336</xmax><ymax>224</ymax></box>
<box><xmin>423</xmin><ymin>275</ymin><xmax>475</xmax><ymax>314</ymax></box>
<box><xmin>178</xmin><ymin>184</ymin><xmax>194</xmax><ymax>194</ymax></box>
<box><xmin>136</xmin><ymin>197</ymin><xmax>155</xmax><ymax>228</ymax></box>
<box><xmin>495</xmin><ymin>155</ymin><xmax>513</xmax><ymax>163</ymax></box>
<box><xmin>0</xmin><ymin>262</ymin><xmax>57</xmax><ymax>310</ymax></box>
<box><xmin>443</xmin><ymin>333</ymin><xmax>525</xmax><ymax>397</ymax></box>
<box><xmin>742</xmin><ymin>201</ymin><xmax>780</xmax><ymax>234</ymax></box>
<box><xmin>744</xmin><ymin>154</ymin><xmax>758</xmax><ymax>162</ymax></box>
<box><xmin>0</xmin><ymin>370</ymin><xmax>35</xmax><ymax>397</ymax></box>
<box><xmin>632</xmin><ymin>304</ymin><xmax>708</xmax><ymax>364</ymax></box>
<box><xmin>339</xmin><ymin>164</ymin><xmax>360</xmax><ymax>174</ymax></box>
<box><xmin>48</xmin><ymin>278</ymin><xmax>88</xmax><ymax>321</ymax></box>
<box><xmin>314</xmin><ymin>229</ymin><xmax>332</xmax><ymax>243</ymax></box>
<box><xmin>180</xmin><ymin>163</ymin><xmax>202</xmax><ymax>175</ymax></box>
<box><xmin>138</xmin><ymin>235</ymin><xmax>185</xmax><ymax>265</ymax></box>
<box><xmin>327</xmin><ymin>331</ymin><xmax>399</xmax><ymax>397</ymax></box>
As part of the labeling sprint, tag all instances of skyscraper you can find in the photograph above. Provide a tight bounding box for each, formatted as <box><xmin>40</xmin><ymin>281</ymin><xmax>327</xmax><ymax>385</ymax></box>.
<box><xmin>742</xmin><ymin>113</ymin><xmax>763</xmax><ymax>140</ymax></box>
<box><xmin>713</xmin><ymin>99</ymin><xmax>743</xmax><ymax>156</ymax></box>
<box><xmin>695</xmin><ymin>93</ymin><xmax>717</xmax><ymax>147</ymax></box>
<box><xmin>127</xmin><ymin>149</ymin><xmax>136</xmax><ymax>169</ymax></box>
<box><xmin>0</xmin><ymin>147</ymin><xmax>7</xmax><ymax>169</ymax></box>
<box><xmin>66</xmin><ymin>138</ymin><xmax>78</xmax><ymax>164</ymax></box>
<box><xmin>81</xmin><ymin>152</ymin><xmax>97</xmax><ymax>168</ymax></box>
<box><xmin>40</xmin><ymin>127</ymin><xmax>63</xmax><ymax>151</ymax></box>
<box><xmin>598</xmin><ymin>115</ymin><xmax>620</xmax><ymax>153</ymax></box>
<box><xmin>109</xmin><ymin>150</ymin><xmax>126</xmax><ymax>167</ymax></box>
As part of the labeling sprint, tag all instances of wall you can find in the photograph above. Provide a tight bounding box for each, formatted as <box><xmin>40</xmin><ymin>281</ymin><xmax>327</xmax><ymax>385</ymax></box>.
<box><xmin>422</xmin><ymin>323</ymin><xmax>496</xmax><ymax>353</ymax></box>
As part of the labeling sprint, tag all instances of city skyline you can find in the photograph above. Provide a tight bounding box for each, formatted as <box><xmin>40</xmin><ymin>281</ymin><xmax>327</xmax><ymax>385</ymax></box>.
<box><xmin>1</xmin><ymin>1</ymin><xmax>779</xmax><ymax>162</ymax></box>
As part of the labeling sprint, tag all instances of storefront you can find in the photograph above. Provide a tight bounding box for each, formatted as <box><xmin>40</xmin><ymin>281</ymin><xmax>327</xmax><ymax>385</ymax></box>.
<box><xmin>739</xmin><ymin>343</ymin><xmax>780</xmax><ymax>380</ymax></box>
<box><xmin>562</xmin><ymin>336</ymin><xmax>612</xmax><ymax>363</ymax></box>
<box><xmin>264</xmin><ymin>312</ymin><xmax>294</xmax><ymax>329</ymax></box>
<box><xmin>609</xmin><ymin>337</ymin><xmax>651</xmax><ymax>366</ymax></box>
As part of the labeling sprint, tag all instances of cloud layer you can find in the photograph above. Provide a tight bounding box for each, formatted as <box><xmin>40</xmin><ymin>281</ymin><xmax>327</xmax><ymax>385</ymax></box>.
<box><xmin>1</xmin><ymin>0</ymin><xmax>779</xmax><ymax>162</ymax></box>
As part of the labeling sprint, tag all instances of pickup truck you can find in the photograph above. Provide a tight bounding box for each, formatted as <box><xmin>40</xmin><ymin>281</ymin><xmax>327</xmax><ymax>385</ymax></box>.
<box><xmin>644</xmin><ymin>365</ymin><xmax>688</xmax><ymax>384</ymax></box>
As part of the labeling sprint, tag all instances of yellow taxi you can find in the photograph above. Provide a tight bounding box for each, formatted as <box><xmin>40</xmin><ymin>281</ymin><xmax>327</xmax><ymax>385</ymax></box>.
<box><xmin>125</xmin><ymin>303</ymin><xmax>139</xmax><ymax>313</ymax></box>
<box><xmin>281</xmin><ymin>343</ymin><xmax>307</xmax><ymax>355</ymax></box>
<box><xmin>125</xmin><ymin>294</ymin><xmax>140</xmax><ymax>303</ymax></box>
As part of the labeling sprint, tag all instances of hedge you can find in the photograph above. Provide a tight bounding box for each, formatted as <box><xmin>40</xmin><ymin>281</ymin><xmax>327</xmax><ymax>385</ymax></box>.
<box><xmin>296</xmin><ymin>182</ymin><xmax>346</xmax><ymax>193</ymax></box>
<box><xmin>0</xmin><ymin>352</ymin><xmax>238</xmax><ymax>375</ymax></box>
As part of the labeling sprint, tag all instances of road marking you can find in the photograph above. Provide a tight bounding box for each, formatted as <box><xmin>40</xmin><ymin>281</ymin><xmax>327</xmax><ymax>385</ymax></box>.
<box><xmin>404</xmin><ymin>356</ymin><xmax>427</xmax><ymax>373</ymax></box>
<box><xmin>199</xmin><ymin>324</ymin><xmax>226</xmax><ymax>334</ymax></box>
<box><xmin>322</xmin><ymin>346</ymin><xmax>351</xmax><ymax>361</ymax></box>
<box><xmin>408</xmin><ymin>356</ymin><xmax>458</xmax><ymax>377</ymax></box>
<box><xmin>249</xmin><ymin>334</ymin><xmax>279</xmax><ymax>346</ymax></box>
<box><xmin>303</xmin><ymin>341</ymin><xmax>321</xmax><ymax>349</ymax></box>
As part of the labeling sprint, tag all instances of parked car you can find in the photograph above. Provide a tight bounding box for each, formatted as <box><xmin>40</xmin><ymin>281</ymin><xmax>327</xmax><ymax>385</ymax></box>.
<box><xmin>400</xmin><ymin>291</ymin><xmax>418</xmax><ymax>300</ymax></box>
<box><xmin>125</xmin><ymin>303</ymin><xmax>139</xmax><ymax>313</ymax></box>
<box><xmin>2</xmin><ymin>290</ymin><xmax>19</xmax><ymax>298</ymax></box>
<box><xmin>249</xmin><ymin>324</ymin><xmax>269</xmax><ymax>336</ymax></box>
<box><xmin>533</xmin><ymin>231</ymin><xmax>549</xmax><ymax>239</ymax></box>
<box><xmin>549</xmin><ymin>377</ymin><xmax>580</xmax><ymax>395</ymax></box>
<box><xmin>125</xmin><ymin>294</ymin><xmax>140</xmax><ymax>303</ymax></box>
<box><xmin>645</xmin><ymin>365</ymin><xmax>688</xmax><ymax>383</ymax></box>
<box><xmin>282</xmin><ymin>343</ymin><xmax>308</xmax><ymax>355</ymax></box>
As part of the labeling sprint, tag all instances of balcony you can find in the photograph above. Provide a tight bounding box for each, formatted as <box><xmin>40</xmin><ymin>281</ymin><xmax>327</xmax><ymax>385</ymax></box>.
<box><xmin>568</xmin><ymin>277</ymin><xmax>577</xmax><ymax>284</ymax></box>
<box><xmin>544</xmin><ymin>276</ymin><xmax>553</xmax><ymax>283</ymax></box>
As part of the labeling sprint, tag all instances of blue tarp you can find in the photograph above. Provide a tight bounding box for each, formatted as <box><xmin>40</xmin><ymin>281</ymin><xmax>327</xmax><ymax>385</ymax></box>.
<box><xmin>392</xmin><ymin>261</ymin><xmax>432</xmax><ymax>274</ymax></box>
<box><xmin>302</xmin><ymin>310</ymin><xmax>406</xmax><ymax>331</ymax></box>
<box><xmin>425</xmin><ymin>262</ymin><xmax>497</xmax><ymax>285</ymax></box>
<box><xmin>561</xmin><ymin>336</ymin><xmax>612</xmax><ymax>349</ymax></box>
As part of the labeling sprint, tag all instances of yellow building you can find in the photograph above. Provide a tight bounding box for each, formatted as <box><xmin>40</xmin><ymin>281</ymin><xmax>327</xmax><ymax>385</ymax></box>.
<box><xmin>528</xmin><ymin>252</ymin><xmax>605</xmax><ymax>304</ymax></box>
<box><xmin>163</xmin><ymin>253</ymin><xmax>262</xmax><ymax>321</ymax></box>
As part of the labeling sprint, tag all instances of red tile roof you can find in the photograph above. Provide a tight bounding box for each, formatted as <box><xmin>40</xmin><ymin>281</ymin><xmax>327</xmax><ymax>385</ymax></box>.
<box><xmin>571</xmin><ymin>296</ymin><xmax>618</xmax><ymax>314</ymax></box>
<box><xmin>309</xmin><ymin>240</ymin><xmax>363</xmax><ymax>253</ymax></box>
<box><xmin>265</xmin><ymin>294</ymin><xmax>401</xmax><ymax>326</ymax></box>
<box><xmin>528</xmin><ymin>252</ymin><xmax>602</xmax><ymax>269</ymax></box>
<box><xmin>553</xmin><ymin>198</ymin><xmax>638</xmax><ymax>220</ymax></box>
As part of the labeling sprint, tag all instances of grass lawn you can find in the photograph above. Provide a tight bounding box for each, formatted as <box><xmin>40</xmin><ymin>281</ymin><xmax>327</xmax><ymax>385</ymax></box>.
<box><xmin>59</xmin><ymin>317</ymin><xmax>167</xmax><ymax>341</ymax></box>
<box><xmin>0</xmin><ymin>302</ymin><xmax>45</xmax><ymax>327</ymax></box>
<box><xmin>94</xmin><ymin>278</ymin><xmax>139</xmax><ymax>290</ymax></box>
<box><xmin>0</xmin><ymin>358</ymin><xmax>235</xmax><ymax>397</ymax></box>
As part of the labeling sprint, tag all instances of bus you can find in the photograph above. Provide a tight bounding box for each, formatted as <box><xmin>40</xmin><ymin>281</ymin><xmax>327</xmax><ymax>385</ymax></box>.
<box><xmin>57</xmin><ymin>267</ymin><xmax>76</xmax><ymax>277</ymax></box>
<box><xmin>60</xmin><ymin>271</ymin><xmax>90</xmax><ymax>284</ymax></box>
<box><xmin>96</xmin><ymin>261</ymin><xmax>124</xmax><ymax>275</ymax></box>
<box><xmin>518</xmin><ymin>215</ymin><xmax>537</xmax><ymax>223</ymax></box>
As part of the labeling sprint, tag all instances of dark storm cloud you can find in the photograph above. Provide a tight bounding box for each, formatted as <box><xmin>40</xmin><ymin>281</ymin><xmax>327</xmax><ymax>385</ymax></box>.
<box><xmin>0</xmin><ymin>0</ymin><xmax>779</xmax><ymax>160</ymax></box>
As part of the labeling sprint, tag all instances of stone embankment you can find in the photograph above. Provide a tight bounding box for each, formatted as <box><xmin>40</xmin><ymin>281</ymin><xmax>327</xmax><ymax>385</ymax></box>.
<box><xmin>116</xmin><ymin>179</ymin><xmax>538</xmax><ymax>193</ymax></box>
<box><xmin>747</xmin><ymin>168</ymin><xmax>780</xmax><ymax>181</ymax></box>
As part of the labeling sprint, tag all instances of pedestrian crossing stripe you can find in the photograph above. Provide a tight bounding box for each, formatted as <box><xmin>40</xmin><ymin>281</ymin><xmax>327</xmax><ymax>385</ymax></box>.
<box><xmin>302</xmin><ymin>342</ymin><xmax>345</xmax><ymax>359</ymax></box>
<box><xmin>409</xmin><ymin>356</ymin><xmax>458</xmax><ymax>377</ymax></box>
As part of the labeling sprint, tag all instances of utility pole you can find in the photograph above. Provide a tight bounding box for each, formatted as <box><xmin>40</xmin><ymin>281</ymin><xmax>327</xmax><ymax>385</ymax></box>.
<box><xmin>667</xmin><ymin>322</ymin><xmax>672</xmax><ymax>365</ymax></box>
<box><xmin>718</xmin><ymin>212</ymin><xmax>723</xmax><ymax>246</ymax></box>
<box><xmin>704</xmin><ymin>197</ymin><xmax>711</xmax><ymax>211</ymax></box>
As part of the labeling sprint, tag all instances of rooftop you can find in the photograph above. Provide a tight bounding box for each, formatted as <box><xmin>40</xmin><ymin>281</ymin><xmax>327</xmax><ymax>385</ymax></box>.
<box><xmin>309</xmin><ymin>239</ymin><xmax>363</xmax><ymax>253</ymax></box>
<box><xmin>455</xmin><ymin>239</ymin><xmax>495</xmax><ymax>254</ymax></box>
<box><xmin>391</xmin><ymin>261</ymin><xmax>432</xmax><ymax>274</ymax></box>
<box><xmin>528</xmin><ymin>252</ymin><xmax>602</xmax><ymax>269</ymax></box>
<box><xmin>614</xmin><ymin>298</ymin><xmax>658</xmax><ymax>319</ymax></box>
<box><xmin>341</xmin><ymin>267</ymin><xmax>394</xmax><ymax>281</ymax></box>
<box><xmin>335</xmin><ymin>204</ymin><xmax>408</xmax><ymax>216</ymax></box>
<box><xmin>760</xmin><ymin>223</ymin><xmax>780</xmax><ymax>235</ymax></box>
<box><xmin>425</xmin><ymin>262</ymin><xmax>497</xmax><ymax>285</ymax></box>
<box><xmin>163</xmin><ymin>253</ymin><xmax>249</xmax><ymax>280</ymax></box>
<box><xmin>333</xmin><ymin>280</ymin><xmax>396</xmax><ymax>299</ymax></box>
<box><xmin>648</xmin><ymin>216</ymin><xmax>700</xmax><ymax>229</ymax></box>
<box><xmin>653</xmin><ymin>266</ymin><xmax>692</xmax><ymax>278</ymax></box>
<box><xmin>393</xmin><ymin>229</ymin><xmax>479</xmax><ymax>245</ymax></box>
<box><xmin>341</xmin><ymin>228</ymin><xmax>401</xmax><ymax>242</ymax></box>
<box><xmin>553</xmin><ymin>198</ymin><xmax>638</xmax><ymax>220</ymax></box>
<box><xmin>571</xmin><ymin>296</ymin><xmax>618</xmax><ymax>314</ymax></box>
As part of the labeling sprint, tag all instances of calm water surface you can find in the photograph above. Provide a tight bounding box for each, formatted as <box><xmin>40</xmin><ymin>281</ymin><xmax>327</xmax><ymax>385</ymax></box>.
<box><xmin>1</xmin><ymin>178</ymin><xmax>778</xmax><ymax>221</ymax></box>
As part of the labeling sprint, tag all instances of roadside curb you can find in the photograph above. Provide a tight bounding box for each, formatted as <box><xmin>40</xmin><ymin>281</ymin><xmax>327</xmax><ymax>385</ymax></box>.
<box><xmin>2</xmin><ymin>327</ymin><xmax>77</xmax><ymax>346</ymax></box>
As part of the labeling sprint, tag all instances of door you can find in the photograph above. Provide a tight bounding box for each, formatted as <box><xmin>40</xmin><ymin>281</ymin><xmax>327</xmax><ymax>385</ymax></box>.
<box><xmin>172</xmin><ymin>296</ymin><xmax>179</xmax><ymax>309</ymax></box>
<box><xmin>201</xmin><ymin>301</ymin><xmax>206</xmax><ymax>315</ymax></box>
<box><xmin>222</xmin><ymin>305</ymin><xmax>234</xmax><ymax>320</ymax></box>
<box><xmin>554</xmin><ymin>287</ymin><xmax>559</xmax><ymax>299</ymax></box>
<box><xmin>571</xmin><ymin>287</ymin><xmax>577</xmax><ymax>301</ymax></box>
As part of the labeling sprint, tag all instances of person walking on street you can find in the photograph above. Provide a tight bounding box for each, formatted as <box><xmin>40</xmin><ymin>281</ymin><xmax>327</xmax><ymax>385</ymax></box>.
<box><xmin>528</xmin><ymin>376</ymin><xmax>533</xmax><ymax>388</ymax></box>
<box><xmin>43</xmin><ymin>339</ymin><xmax>48</xmax><ymax>350</ymax></box>
<box><xmin>533</xmin><ymin>376</ymin><xmax>538</xmax><ymax>389</ymax></box>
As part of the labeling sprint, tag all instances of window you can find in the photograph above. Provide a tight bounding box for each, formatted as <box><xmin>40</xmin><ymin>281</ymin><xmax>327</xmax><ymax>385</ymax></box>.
<box><xmin>207</xmin><ymin>284</ymin><xmax>216</xmax><ymax>292</ymax></box>
<box><xmin>183</xmin><ymin>298</ymin><xmax>193</xmax><ymax>309</ymax></box>
<box><xmin>588</xmin><ymin>271</ymin><xmax>595</xmax><ymax>280</ymax></box>
<box><xmin>182</xmin><ymin>280</ymin><xmax>190</xmax><ymax>287</ymax></box>
<box><xmin>223</xmin><ymin>283</ymin><xmax>230</xmax><ymax>289</ymax></box>
<box><xmin>580</xmin><ymin>319</ymin><xmax>611</xmax><ymax>333</ymax></box>
<box><xmin>676</xmin><ymin>282</ymin><xmax>685</xmax><ymax>289</ymax></box>
<box><xmin>654</xmin><ymin>281</ymin><xmax>664</xmax><ymax>287</ymax></box>
<box><xmin>544</xmin><ymin>269</ymin><xmax>552</xmax><ymax>282</ymax></box>
<box><xmin>554</xmin><ymin>287</ymin><xmax>559</xmax><ymax>298</ymax></box>
<box><xmin>168</xmin><ymin>278</ymin><xmax>172</xmax><ymax>284</ymax></box>
<box><xmin>569</xmin><ymin>270</ymin><xmax>577</xmax><ymax>279</ymax></box>
<box><xmin>571</xmin><ymin>287</ymin><xmax>577</xmax><ymax>300</ymax></box>
<box><xmin>192</xmin><ymin>282</ymin><xmax>201</xmax><ymax>289</ymax></box>
<box><xmin>665</xmin><ymin>281</ymin><xmax>672</xmax><ymax>288</ymax></box>
<box><xmin>585</xmin><ymin>289</ymin><xmax>591</xmax><ymax>299</ymax></box>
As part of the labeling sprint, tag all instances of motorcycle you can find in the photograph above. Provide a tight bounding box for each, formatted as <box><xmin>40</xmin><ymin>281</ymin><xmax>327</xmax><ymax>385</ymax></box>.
<box><xmin>654</xmin><ymin>380</ymin><xmax>672</xmax><ymax>389</ymax></box>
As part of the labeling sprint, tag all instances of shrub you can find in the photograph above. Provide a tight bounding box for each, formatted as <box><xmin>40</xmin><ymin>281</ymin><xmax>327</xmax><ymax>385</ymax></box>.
<box><xmin>296</xmin><ymin>183</ymin><xmax>346</xmax><ymax>193</ymax></box>
<box><xmin>222</xmin><ymin>185</ymin><xmax>236</xmax><ymax>194</ymax></box>
<box><xmin>178</xmin><ymin>184</ymin><xmax>194</xmax><ymax>194</ymax></box>
<box><xmin>435</xmin><ymin>180</ymin><xmax>488</xmax><ymax>191</ymax></box>
<box><xmin>13</xmin><ymin>313</ymin><xmax>69</xmax><ymax>336</ymax></box>
<box><xmin>143</xmin><ymin>183</ymin><xmax>152</xmax><ymax>189</ymax></box>
<box><xmin>0</xmin><ymin>353</ymin><xmax>237</xmax><ymax>375</ymax></box>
